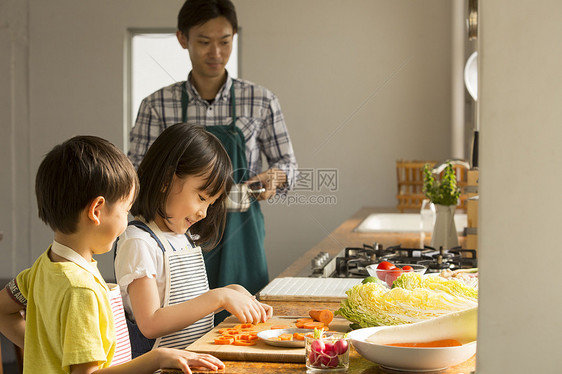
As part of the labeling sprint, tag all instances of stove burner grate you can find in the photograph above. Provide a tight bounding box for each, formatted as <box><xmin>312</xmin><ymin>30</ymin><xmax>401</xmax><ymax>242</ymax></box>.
<box><xmin>330</xmin><ymin>243</ymin><xmax>477</xmax><ymax>278</ymax></box>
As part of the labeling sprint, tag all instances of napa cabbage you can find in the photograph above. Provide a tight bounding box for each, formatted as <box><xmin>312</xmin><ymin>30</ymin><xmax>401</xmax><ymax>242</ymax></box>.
<box><xmin>392</xmin><ymin>272</ymin><xmax>478</xmax><ymax>301</ymax></box>
<box><xmin>335</xmin><ymin>274</ymin><xmax>477</xmax><ymax>328</ymax></box>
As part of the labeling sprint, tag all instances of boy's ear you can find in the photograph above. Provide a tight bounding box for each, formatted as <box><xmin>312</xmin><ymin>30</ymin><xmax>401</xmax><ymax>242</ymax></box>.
<box><xmin>176</xmin><ymin>30</ymin><xmax>188</xmax><ymax>49</ymax></box>
<box><xmin>87</xmin><ymin>196</ymin><xmax>106</xmax><ymax>225</ymax></box>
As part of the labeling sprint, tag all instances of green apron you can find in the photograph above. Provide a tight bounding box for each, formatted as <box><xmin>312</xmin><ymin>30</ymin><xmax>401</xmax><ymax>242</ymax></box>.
<box><xmin>181</xmin><ymin>82</ymin><xmax>268</xmax><ymax>306</ymax></box>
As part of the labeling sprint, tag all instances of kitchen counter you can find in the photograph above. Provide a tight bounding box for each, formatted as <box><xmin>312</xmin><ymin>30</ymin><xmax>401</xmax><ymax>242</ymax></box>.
<box><xmin>281</xmin><ymin>206</ymin><xmax>466</xmax><ymax>278</ymax></box>
<box><xmin>162</xmin><ymin>207</ymin><xmax>474</xmax><ymax>374</ymax></box>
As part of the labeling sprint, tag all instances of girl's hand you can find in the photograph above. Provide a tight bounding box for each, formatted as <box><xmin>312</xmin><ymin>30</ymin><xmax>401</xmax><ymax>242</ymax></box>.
<box><xmin>155</xmin><ymin>348</ymin><xmax>224</xmax><ymax>373</ymax></box>
<box><xmin>224</xmin><ymin>283</ymin><xmax>252</xmax><ymax>296</ymax></box>
<box><xmin>258</xmin><ymin>301</ymin><xmax>274</xmax><ymax>321</ymax></box>
<box><xmin>223</xmin><ymin>284</ymin><xmax>273</xmax><ymax>322</ymax></box>
<box><xmin>219</xmin><ymin>288</ymin><xmax>270</xmax><ymax>324</ymax></box>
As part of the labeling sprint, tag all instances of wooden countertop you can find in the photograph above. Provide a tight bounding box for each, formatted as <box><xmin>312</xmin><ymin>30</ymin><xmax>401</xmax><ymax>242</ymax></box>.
<box><xmin>162</xmin><ymin>207</ymin><xmax>474</xmax><ymax>374</ymax></box>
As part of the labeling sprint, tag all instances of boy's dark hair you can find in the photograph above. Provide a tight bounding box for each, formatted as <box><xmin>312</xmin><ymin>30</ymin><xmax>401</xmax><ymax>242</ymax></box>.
<box><xmin>132</xmin><ymin>124</ymin><xmax>233</xmax><ymax>249</ymax></box>
<box><xmin>36</xmin><ymin>136</ymin><xmax>139</xmax><ymax>234</ymax></box>
<box><xmin>177</xmin><ymin>0</ymin><xmax>238</xmax><ymax>37</ymax></box>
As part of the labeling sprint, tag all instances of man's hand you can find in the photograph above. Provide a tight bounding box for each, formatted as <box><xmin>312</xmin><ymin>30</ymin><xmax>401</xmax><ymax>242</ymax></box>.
<box><xmin>246</xmin><ymin>168</ymin><xmax>287</xmax><ymax>201</ymax></box>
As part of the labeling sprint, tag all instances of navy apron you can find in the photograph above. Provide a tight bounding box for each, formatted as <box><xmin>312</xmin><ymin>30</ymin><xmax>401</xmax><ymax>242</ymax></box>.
<box><xmin>181</xmin><ymin>81</ymin><xmax>268</xmax><ymax>323</ymax></box>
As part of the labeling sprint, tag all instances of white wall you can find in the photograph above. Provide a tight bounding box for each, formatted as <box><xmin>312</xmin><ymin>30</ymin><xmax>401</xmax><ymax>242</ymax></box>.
<box><xmin>236</xmin><ymin>0</ymin><xmax>455</xmax><ymax>277</ymax></box>
<box><xmin>1</xmin><ymin>0</ymin><xmax>454</xmax><ymax>281</ymax></box>
<box><xmin>477</xmin><ymin>0</ymin><xmax>562</xmax><ymax>372</ymax></box>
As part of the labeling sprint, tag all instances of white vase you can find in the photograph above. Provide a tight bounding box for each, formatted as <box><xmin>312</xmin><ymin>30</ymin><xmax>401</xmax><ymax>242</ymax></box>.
<box><xmin>430</xmin><ymin>204</ymin><xmax>459</xmax><ymax>250</ymax></box>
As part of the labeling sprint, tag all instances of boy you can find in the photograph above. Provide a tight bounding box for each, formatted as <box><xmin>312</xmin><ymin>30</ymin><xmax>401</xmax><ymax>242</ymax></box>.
<box><xmin>0</xmin><ymin>136</ymin><xmax>224</xmax><ymax>373</ymax></box>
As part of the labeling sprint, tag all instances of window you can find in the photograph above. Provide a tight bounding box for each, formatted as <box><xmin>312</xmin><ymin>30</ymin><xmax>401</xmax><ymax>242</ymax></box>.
<box><xmin>126</xmin><ymin>30</ymin><xmax>239</xmax><ymax>150</ymax></box>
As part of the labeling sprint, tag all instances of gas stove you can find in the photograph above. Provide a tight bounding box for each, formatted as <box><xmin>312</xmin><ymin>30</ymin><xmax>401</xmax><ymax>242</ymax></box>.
<box><xmin>308</xmin><ymin>243</ymin><xmax>477</xmax><ymax>278</ymax></box>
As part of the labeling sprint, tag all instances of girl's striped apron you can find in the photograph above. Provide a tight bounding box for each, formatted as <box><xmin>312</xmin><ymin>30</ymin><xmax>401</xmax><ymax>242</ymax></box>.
<box><xmin>49</xmin><ymin>245</ymin><xmax>132</xmax><ymax>366</ymax></box>
<box><xmin>126</xmin><ymin>219</ymin><xmax>214</xmax><ymax>355</ymax></box>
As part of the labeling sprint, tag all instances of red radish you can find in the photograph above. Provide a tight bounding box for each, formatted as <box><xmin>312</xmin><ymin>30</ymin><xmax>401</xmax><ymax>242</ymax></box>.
<box><xmin>308</xmin><ymin>349</ymin><xmax>320</xmax><ymax>364</ymax></box>
<box><xmin>334</xmin><ymin>338</ymin><xmax>349</xmax><ymax>355</ymax></box>
<box><xmin>311</xmin><ymin>339</ymin><xmax>325</xmax><ymax>353</ymax></box>
<box><xmin>323</xmin><ymin>342</ymin><xmax>335</xmax><ymax>355</ymax></box>
<box><xmin>321</xmin><ymin>354</ymin><xmax>339</xmax><ymax>367</ymax></box>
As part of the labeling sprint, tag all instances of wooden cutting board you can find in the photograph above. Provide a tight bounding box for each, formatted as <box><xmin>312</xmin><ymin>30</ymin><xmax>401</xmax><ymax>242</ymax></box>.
<box><xmin>186</xmin><ymin>315</ymin><xmax>351</xmax><ymax>363</ymax></box>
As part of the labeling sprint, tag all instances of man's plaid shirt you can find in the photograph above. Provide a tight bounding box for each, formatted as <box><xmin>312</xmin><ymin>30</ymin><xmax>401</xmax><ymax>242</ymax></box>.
<box><xmin>129</xmin><ymin>74</ymin><xmax>298</xmax><ymax>188</ymax></box>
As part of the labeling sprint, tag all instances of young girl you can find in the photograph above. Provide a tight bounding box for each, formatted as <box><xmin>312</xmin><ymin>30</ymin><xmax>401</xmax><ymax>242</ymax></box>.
<box><xmin>114</xmin><ymin>124</ymin><xmax>273</xmax><ymax>358</ymax></box>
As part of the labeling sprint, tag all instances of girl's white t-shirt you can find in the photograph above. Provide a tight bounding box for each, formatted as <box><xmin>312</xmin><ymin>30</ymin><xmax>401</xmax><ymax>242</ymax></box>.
<box><xmin>114</xmin><ymin>224</ymin><xmax>195</xmax><ymax>320</ymax></box>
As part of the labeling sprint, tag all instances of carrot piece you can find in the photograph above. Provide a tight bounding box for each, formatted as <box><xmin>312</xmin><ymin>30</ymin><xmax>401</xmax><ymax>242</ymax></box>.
<box><xmin>293</xmin><ymin>332</ymin><xmax>305</xmax><ymax>341</ymax></box>
<box><xmin>270</xmin><ymin>325</ymin><xmax>290</xmax><ymax>330</ymax></box>
<box><xmin>235</xmin><ymin>333</ymin><xmax>259</xmax><ymax>341</ymax></box>
<box><xmin>234</xmin><ymin>323</ymin><xmax>255</xmax><ymax>331</ymax></box>
<box><xmin>296</xmin><ymin>318</ymin><xmax>314</xmax><ymax>324</ymax></box>
<box><xmin>278</xmin><ymin>333</ymin><xmax>293</xmax><ymax>341</ymax></box>
<box><xmin>214</xmin><ymin>336</ymin><xmax>234</xmax><ymax>345</ymax></box>
<box><xmin>309</xmin><ymin>309</ymin><xmax>334</xmax><ymax>326</ymax></box>
<box><xmin>295</xmin><ymin>321</ymin><xmax>305</xmax><ymax>328</ymax></box>
<box><xmin>233</xmin><ymin>339</ymin><xmax>257</xmax><ymax>346</ymax></box>
<box><xmin>222</xmin><ymin>328</ymin><xmax>241</xmax><ymax>336</ymax></box>
<box><xmin>302</xmin><ymin>321</ymin><xmax>326</xmax><ymax>330</ymax></box>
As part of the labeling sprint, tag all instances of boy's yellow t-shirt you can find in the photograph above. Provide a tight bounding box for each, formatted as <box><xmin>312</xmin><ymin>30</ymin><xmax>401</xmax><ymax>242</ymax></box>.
<box><xmin>16</xmin><ymin>248</ymin><xmax>116</xmax><ymax>373</ymax></box>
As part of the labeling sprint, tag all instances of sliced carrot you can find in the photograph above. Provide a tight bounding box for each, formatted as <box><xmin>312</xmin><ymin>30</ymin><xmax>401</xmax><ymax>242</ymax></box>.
<box><xmin>293</xmin><ymin>332</ymin><xmax>305</xmax><ymax>341</ymax></box>
<box><xmin>302</xmin><ymin>321</ymin><xmax>326</xmax><ymax>330</ymax></box>
<box><xmin>270</xmin><ymin>324</ymin><xmax>290</xmax><ymax>330</ymax></box>
<box><xmin>296</xmin><ymin>318</ymin><xmax>314</xmax><ymax>324</ymax></box>
<box><xmin>235</xmin><ymin>333</ymin><xmax>259</xmax><ymax>341</ymax></box>
<box><xmin>233</xmin><ymin>339</ymin><xmax>257</xmax><ymax>346</ymax></box>
<box><xmin>309</xmin><ymin>309</ymin><xmax>334</xmax><ymax>326</ymax></box>
<box><xmin>278</xmin><ymin>333</ymin><xmax>293</xmax><ymax>341</ymax></box>
<box><xmin>234</xmin><ymin>323</ymin><xmax>255</xmax><ymax>331</ymax></box>
<box><xmin>214</xmin><ymin>336</ymin><xmax>234</xmax><ymax>345</ymax></box>
<box><xmin>222</xmin><ymin>328</ymin><xmax>241</xmax><ymax>336</ymax></box>
<box><xmin>218</xmin><ymin>327</ymin><xmax>239</xmax><ymax>334</ymax></box>
<box><xmin>295</xmin><ymin>321</ymin><xmax>305</xmax><ymax>328</ymax></box>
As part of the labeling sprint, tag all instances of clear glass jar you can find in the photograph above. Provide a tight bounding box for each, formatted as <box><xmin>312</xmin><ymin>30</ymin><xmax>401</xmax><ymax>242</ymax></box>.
<box><xmin>420</xmin><ymin>199</ymin><xmax>436</xmax><ymax>248</ymax></box>
<box><xmin>305</xmin><ymin>333</ymin><xmax>350</xmax><ymax>372</ymax></box>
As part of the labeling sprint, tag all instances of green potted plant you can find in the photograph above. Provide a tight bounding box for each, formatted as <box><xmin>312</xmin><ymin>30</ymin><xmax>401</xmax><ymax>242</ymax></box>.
<box><xmin>423</xmin><ymin>162</ymin><xmax>460</xmax><ymax>249</ymax></box>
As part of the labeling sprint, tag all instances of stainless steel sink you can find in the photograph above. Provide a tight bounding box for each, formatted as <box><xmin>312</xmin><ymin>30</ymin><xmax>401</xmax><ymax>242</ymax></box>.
<box><xmin>354</xmin><ymin>213</ymin><xmax>467</xmax><ymax>233</ymax></box>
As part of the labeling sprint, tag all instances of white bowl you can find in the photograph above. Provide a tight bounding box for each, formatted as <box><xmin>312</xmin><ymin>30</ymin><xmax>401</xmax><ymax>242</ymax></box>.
<box><xmin>349</xmin><ymin>326</ymin><xmax>476</xmax><ymax>372</ymax></box>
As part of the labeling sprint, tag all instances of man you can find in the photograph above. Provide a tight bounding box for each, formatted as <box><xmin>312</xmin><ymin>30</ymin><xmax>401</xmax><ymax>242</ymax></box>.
<box><xmin>128</xmin><ymin>0</ymin><xmax>298</xmax><ymax>319</ymax></box>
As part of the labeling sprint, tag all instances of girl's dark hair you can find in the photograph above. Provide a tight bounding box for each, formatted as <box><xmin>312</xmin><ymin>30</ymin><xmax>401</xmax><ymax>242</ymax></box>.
<box><xmin>132</xmin><ymin>123</ymin><xmax>232</xmax><ymax>249</ymax></box>
<box><xmin>177</xmin><ymin>0</ymin><xmax>238</xmax><ymax>36</ymax></box>
<box><xmin>36</xmin><ymin>136</ymin><xmax>139</xmax><ymax>234</ymax></box>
